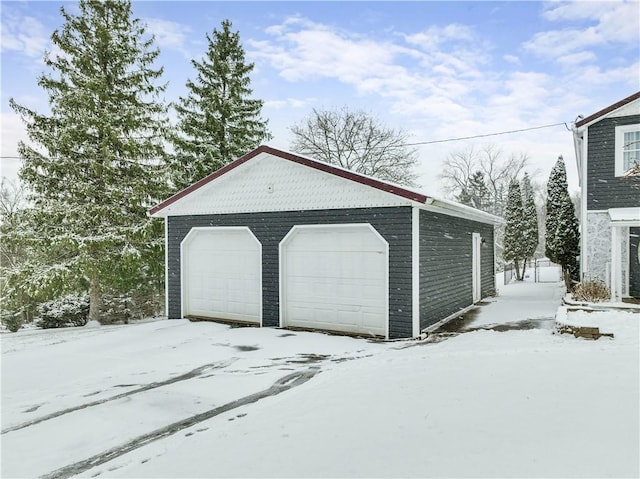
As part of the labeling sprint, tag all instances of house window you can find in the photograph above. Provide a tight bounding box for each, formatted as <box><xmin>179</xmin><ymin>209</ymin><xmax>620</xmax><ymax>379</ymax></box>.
<box><xmin>615</xmin><ymin>124</ymin><xmax>640</xmax><ymax>176</ymax></box>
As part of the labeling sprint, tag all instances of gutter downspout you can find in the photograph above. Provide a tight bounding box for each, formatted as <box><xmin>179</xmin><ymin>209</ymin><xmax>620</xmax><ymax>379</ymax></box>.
<box><xmin>572</xmin><ymin>123</ymin><xmax>588</xmax><ymax>281</ymax></box>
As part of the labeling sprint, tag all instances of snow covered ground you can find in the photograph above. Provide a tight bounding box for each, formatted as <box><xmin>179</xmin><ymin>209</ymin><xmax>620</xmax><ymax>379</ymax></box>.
<box><xmin>1</xmin><ymin>281</ymin><xmax>638</xmax><ymax>478</ymax></box>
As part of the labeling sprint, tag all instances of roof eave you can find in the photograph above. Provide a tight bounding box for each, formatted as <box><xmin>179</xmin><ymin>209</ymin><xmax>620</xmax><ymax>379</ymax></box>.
<box><xmin>574</xmin><ymin>91</ymin><xmax>640</xmax><ymax>130</ymax></box>
<box><xmin>421</xmin><ymin>198</ymin><xmax>504</xmax><ymax>225</ymax></box>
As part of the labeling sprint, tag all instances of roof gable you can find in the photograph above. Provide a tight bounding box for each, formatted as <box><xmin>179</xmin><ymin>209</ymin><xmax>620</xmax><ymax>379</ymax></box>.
<box><xmin>149</xmin><ymin>145</ymin><xmax>502</xmax><ymax>225</ymax></box>
<box><xmin>149</xmin><ymin>146</ymin><xmax>427</xmax><ymax>217</ymax></box>
<box><xmin>575</xmin><ymin>91</ymin><xmax>640</xmax><ymax>128</ymax></box>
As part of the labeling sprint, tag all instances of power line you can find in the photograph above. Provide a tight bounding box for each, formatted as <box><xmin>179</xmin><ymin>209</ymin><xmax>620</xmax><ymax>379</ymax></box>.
<box><xmin>403</xmin><ymin>122</ymin><xmax>569</xmax><ymax>147</ymax></box>
<box><xmin>0</xmin><ymin>121</ymin><xmax>571</xmax><ymax>160</ymax></box>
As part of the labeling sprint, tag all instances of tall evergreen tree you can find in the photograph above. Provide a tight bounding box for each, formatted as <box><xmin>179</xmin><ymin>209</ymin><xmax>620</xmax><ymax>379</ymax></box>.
<box><xmin>520</xmin><ymin>172</ymin><xmax>539</xmax><ymax>278</ymax></box>
<box><xmin>503</xmin><ymin>179</ymin><xmax>527</xmax><ymax>280</ymax></box>
<box><xmin>545</xmin><ymin>156</ymin><xmax>580</xmax><ymax>287</ymax></box>
<box><xmin>545</xmin><ymin>156</ymin><xmax>566</xmax><ymax>262</ymax></box>
<box><xmin>554</xmin><ymin>194</ymin><xmax>580</xmax><ymax>284</ymax></box>
<box><xmin>9</xmin><ymin>0</ymin><xmax>169</xmax><ymax>322</ymax></box>
<box><xmin>172</xmin><ymin>20</ymin><xmax>271</xmax><ymax>191</ymax></box>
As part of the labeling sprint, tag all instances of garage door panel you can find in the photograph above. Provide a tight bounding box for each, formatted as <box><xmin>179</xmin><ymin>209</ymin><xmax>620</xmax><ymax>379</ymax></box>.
<box><xmin>281</xmin><ymin>224</ymin><xmax>388</xmax><ymax>337</ymax></box>
<box><xmin>182</xmin><ymin>228</ymin><xmax>261</xmax><ymax>323</ymax></box>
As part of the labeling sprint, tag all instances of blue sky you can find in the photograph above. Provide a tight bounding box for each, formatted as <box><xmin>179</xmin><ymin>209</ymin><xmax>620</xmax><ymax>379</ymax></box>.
<box><xmin>2</xmin><ymin>1</ymin><xmax>639</xmax><ymax>196</ymax></box>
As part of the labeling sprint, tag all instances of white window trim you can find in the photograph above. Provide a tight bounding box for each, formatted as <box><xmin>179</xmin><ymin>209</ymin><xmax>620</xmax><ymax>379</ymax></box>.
<box><xmin>614</xmin><ymin>124</ymin><xmax>640</xmax><ymax>177</ymax></box>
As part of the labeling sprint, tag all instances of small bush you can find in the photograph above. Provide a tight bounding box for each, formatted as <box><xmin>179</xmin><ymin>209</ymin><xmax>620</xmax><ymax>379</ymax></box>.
<box><xmin>1</xmin><ymin>309</ymin><xmax>23</xmax><ymax>332</ymax></box>
<box><xmin>572</xmin><ymin>280</ymin><xmax>610</xmax><ymax>303</ymax></box>
<box><xmin>100</xmin><ymin>294</ymin><xmax>134</xmax><ymax>324</ymax></box>
<box><xmin>36</xmin><ymin>293</ymin><xmax>89</xmax><ymax>328</ymax></box>
<box><xmin>100</xmin><ymin>292</ymin><xmax>162</xmax><ymax>324</ymax></box>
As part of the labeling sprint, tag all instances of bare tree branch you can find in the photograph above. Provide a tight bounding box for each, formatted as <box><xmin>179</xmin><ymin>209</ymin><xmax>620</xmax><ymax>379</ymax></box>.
<box><xmin>439</xmin><ymin>144</ymin><xmax>538</xmax><ymax>216</ymax></box>
<box><xmin>290</xmin><ymin>107</ymin><xmax>419</xmax><ymax>187</ymax></box>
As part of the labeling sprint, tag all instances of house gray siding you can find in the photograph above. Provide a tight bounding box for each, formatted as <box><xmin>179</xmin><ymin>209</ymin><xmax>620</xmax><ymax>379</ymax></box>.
<box><xmin>586</xmin><ymin>115</ymin><xmax>640</xmax><ymax>210</ymax></box>
<box><xmin>418</xmin><ymin>210</ymin><xmax>495</xmax><ymax>331</ymax></box>
<box><xmin>167</xmin><ymin>206</ymin><xmax>413</xmax><ymax>339</ymax></box>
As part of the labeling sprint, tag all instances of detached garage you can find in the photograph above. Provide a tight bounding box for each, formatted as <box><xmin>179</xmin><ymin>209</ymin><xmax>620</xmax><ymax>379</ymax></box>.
<box><xmin>149</xmin><ymin>146</ymin><xmax>501</xmax><ymax>339</ymax></box>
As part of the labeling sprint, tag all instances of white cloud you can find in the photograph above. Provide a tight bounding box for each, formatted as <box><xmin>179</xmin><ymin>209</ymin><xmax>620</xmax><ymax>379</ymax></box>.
<box><xmin>543</xmin><ymin>0</ymin><xmax>639</xmax><ymax>43</ymax></box>
<box><xmin>557</xmin><ymin>50</ymin><xmax>597</xmax><ymax>66</ymax></box>
<box><xmin>249</xmin><ymin>18</ymin><xmax>412</xmax><ymax>85</ymax></box>
<box><xmin>568</xmin><ymin>61</ymin><xmax>640</xmax><ymax>88</ymax></box>
<box><xmin>404</xmin><ymin>23</ymin><xmax>476</xmax><ymax>50</ymax></box>
<box><xmin>503</xmin><ymin>54</ymin><xmax>520</xmax><ymax>64</ymax></box>
<box><xmin>249</xmin><ymin>16</ymin><xmax>493</xmax><ymax>126</ymax></box>
<box><xmin>404</xmin><ymin>24</ymin><xmax>490</xmax><ymax>74</ymax></box>
<box><xmin>524</xmin><ymin>27</ymin><xmax>602</xmax><ymax>57</ymax></box>
<box><xmin>1</xmin><ymin>11</ymin><xmax>49</xmax><ymax>58</ymax></box>
<box><xmin>525</xmin><ymin>1</ymin><xmax>639</xmax><ymax>59</ymax></box>
<box><xmin>264</xmin><ymin>97</ymin><xmax>314</xmax><ymax>110</ymax></box>
<box><xmin>144</xmin><ymin>18</ymin><xmax>192</xmax><ymax>58</ymax></box>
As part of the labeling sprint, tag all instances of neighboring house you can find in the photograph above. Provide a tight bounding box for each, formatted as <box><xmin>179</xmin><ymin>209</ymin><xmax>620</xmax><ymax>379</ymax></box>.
<box><xmin>572</xmin><ymin>91</ymin><xmax>640</xmax><ymax>301</ymax></box>
<box><xmin>149</xmin><ymin>145</ymin><xmax>501</xmax><ymax>339</ymax></box>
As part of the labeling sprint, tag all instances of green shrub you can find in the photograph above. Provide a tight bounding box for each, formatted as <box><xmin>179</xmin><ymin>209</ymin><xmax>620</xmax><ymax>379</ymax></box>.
<box><xmin>36</xmin><ymin>293</ymin><xmax>89</xmax><ymax>328</ymax></box>
<box><xmin>572</xmin><ymin>279</ymin><xmax>610</xmax><ymax>303</ymax></box>
<box><xmin>100</xmin><ymin>292</ymin><xmax>162</xmax><ymax>324</ymax></box>
<box><xmin>1</xmin><ymin>309</ymin><xmax>23</xmax><ymax>332</ymax></box>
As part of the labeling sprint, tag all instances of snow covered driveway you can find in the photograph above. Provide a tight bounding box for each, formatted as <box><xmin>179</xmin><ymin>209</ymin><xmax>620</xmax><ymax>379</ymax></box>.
<box><xmin>1</xmin><ymin>321</ymin><xmax>386</xmax><ymax>478</ymax></box>
<box><xmin>2</xmin><ymin>282</ymin><xmax>638</xmax><ymax>478</ymax></box>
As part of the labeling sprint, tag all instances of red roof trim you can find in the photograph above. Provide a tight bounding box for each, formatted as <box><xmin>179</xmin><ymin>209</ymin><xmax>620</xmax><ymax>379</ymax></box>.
<box><xmin>575</xmin><ymin>91</ymin><xmax>640</xmax><ymax>128</ymax></box>
<box><xmin>148</xmin><ymin>145</ymin><xmax>428</xmax><ymax>215</ymax></box>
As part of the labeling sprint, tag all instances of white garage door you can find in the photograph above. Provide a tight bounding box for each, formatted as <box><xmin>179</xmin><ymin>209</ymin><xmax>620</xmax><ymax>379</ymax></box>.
<box><xmin>181</xmin><ymin>227</ymin><xmax>261</xmax><ymax>323</ymax></box>
<box><xmin>281</xmin><ymin>224</ymin><xmax>388</xmax><ymax>337</ymax></box>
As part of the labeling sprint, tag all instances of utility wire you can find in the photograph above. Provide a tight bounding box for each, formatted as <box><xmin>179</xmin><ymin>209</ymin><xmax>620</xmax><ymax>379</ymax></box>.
<box><xmin>403</xmin><ymin>122</ymin><xmax>569</xmax><ymax>147</ymax></box>
<box><xmin>0</xmin><ymin>121</ymin><xmax>571</xmax><ymax>160</ymax></box>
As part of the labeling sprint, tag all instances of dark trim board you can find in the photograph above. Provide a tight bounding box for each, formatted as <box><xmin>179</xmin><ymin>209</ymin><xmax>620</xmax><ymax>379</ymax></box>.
<box><xmin>168</xmin><ymin>207</ymin><xmax>414</xmax><ymax>338</ymax></box>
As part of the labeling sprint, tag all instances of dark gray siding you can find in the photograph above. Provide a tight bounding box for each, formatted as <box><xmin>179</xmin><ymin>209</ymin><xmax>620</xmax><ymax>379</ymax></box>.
<box><xmin>167</xmin><ymin>207</ymin><xmax>413</xmax><ymax>338</ymax></box>
<box><xmin>419</xmin><ymin>210</ymin><xmax>495</xmax><ymax>331</ymax></box>
<box><xmin>586</xmin><ymin>115</ymin><xmax>640</xmax><ymax>210</ymax></box>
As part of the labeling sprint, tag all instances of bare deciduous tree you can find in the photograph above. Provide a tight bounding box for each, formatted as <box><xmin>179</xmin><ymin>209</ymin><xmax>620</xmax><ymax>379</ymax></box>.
<box><xmin>290</xmin><ymin>107</ymin><xmax>418</xmax><ymax>186</ymax></box>
<box><xmin>0</xmin><ymin>179</ymin><xmax>26</xmax><ymax>224</ymax></box>
<box><xmin>0</xmin><ymin>179</ymin><xmax>36</xmax><ymax>328</ymax></box>
<box><xmin>0</xmin><ymin>177</ymin><xmax>26</xmax><ymax>271</ymax></box>
<box><xmin>439</xmin><ymin>145</ymin><xmax>533</xmax><ymax>216</ymax></box>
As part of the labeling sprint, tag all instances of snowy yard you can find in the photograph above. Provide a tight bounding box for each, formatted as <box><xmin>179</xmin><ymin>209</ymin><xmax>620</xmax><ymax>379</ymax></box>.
<box><xmin>1</xmin><ymin>281</ymin><xmax>638</xmax><ymax>478</ymax></box>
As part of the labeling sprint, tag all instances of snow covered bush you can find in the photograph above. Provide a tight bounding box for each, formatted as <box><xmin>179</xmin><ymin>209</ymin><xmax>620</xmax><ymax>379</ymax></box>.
<box><xmin>100</xmin><ymin>294</ymin><xmax>134</xmax><ymax>324</ymax></box>
<box><xmin>100</xmin><ymin>292</ymin><xmax>162</xmax><ymax>324</ymax></box>
<box><xmin>36</xmin><ymin>293</ymin><xmax>90</xmax><ymax>328</ymax></box>
<box><xmin>572</xmin><ymin>280</ymin><xmax>610</xmax><ymax>303</ymax></box>
<box><xmin>1</xmin><ymin>309</ymin><xmax>22</xmax><ymax>332</ymax></box>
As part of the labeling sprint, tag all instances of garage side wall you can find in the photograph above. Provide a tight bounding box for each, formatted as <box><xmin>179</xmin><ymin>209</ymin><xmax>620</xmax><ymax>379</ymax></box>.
<box><xmin>167</xmin><ymin>207</ymin><xmax>413</xmax><ymax>338</ymax></box>
<box><xmin>419</xmin><ymin>210</ymin><xmax>495</xmax><ymax>330</ymax></box>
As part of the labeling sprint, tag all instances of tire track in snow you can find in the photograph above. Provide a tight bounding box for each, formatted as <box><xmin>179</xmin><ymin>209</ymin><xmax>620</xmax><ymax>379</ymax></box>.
<box><xmin>40</xmin><ymin>369</ymin><xmax>319</xmax><ymax>479</ymax></box>
<box><xmin>2</xmin><ymin>359</ymin><xmax>236</xmax><ymax>435</ymax></box>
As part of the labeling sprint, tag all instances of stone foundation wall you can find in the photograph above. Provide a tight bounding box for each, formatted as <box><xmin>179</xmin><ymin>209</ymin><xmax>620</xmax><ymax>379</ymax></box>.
<box><xmin>586</xmin><ymin>212</ymin><xmax>629</xmax><ymax>295</ymax></box>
